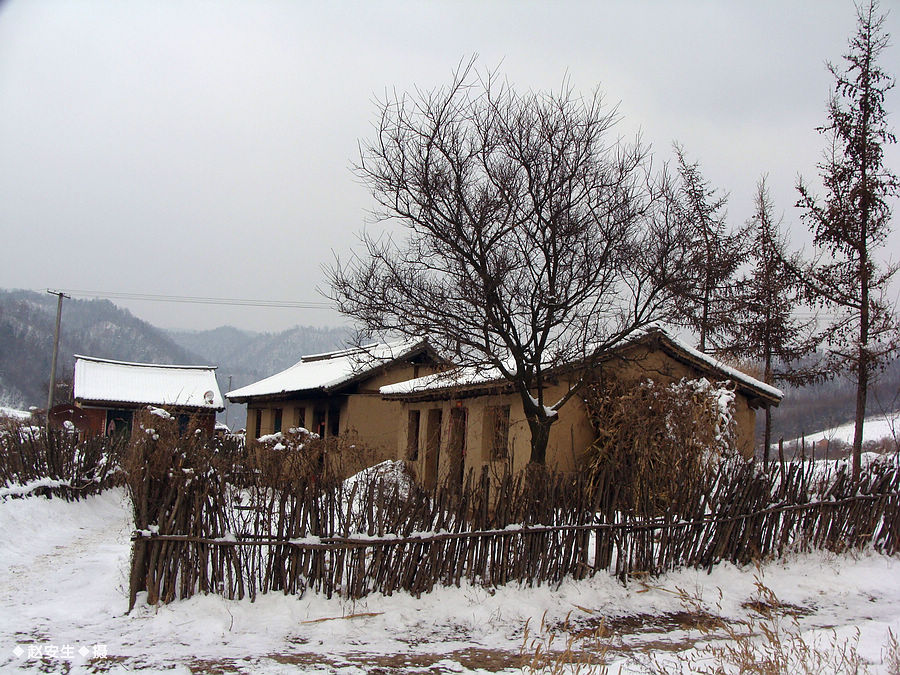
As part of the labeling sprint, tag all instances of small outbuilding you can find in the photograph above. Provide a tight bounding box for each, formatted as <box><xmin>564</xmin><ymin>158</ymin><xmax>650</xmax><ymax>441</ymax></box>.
<box><xmin>73</xmin><ymin>355</ymin><xmax>225</xmax><ymax>437</ymax></box>
<box><xmin>226</xmin><ymin>339</ymin><xmax>444</xmax><ymax>454</ymax></box>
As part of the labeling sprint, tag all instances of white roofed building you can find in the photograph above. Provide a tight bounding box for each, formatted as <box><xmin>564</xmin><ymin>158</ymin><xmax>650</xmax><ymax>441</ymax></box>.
<box><xmin>226</xmin><ymin>340</ymin><xmax>444</xmax><ymax>457</ymax></box>
<box><xmin>73</xmin><ymin>355</ymin><xmax>224</xmax><ymax>437</ymax></box>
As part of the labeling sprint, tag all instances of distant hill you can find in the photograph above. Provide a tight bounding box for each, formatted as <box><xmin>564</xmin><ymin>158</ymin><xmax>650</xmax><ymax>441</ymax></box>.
<box><xmin>167</xmin><ymin>324</ymin><xmax>350</xmax><ymax>378</ymax></box>
<box><xmin>166</xmin><ymin>324</ymin><xmax>351</xmax><ymax>429</ymax></box>
<box><xmin>759</xmin><ymin>356</ymin><xmax>900</xmax><ymax>446</ymax></box>
<box><xmin>0</xmin><ymin>289</ymin><xmax>350</xmax><ymax>430</ymax></box>
<box><xmin>0</xmin><ymin>289</ymin><xmax>203</xmax><ymax>409</ymax></box>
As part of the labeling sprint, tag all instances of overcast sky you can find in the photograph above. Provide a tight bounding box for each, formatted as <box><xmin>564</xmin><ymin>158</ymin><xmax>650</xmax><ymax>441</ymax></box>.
<box><xmin>1</xmin><ymin>1</ymin><xmax>897</xmax><ymax>333</ymax></box>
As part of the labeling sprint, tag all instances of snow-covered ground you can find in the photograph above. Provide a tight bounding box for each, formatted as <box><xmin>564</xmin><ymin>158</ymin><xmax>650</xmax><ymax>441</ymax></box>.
<box><xmin>1</xmin><ymin>488</ymin><xmax>899</xmax><ymax>673</ymax></box>
<box><xmin>791</xmin><ymin>411</ymin><xmax>900</xmax><ymax>447</ymax></box>
<box><xmin>0</xmin><ymin>406</ymin><xmax>32</xmax><ymax>422</ymax></box>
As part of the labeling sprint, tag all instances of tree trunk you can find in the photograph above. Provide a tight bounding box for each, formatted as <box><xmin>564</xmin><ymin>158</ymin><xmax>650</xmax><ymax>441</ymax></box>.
<box><xmin>763</xmin><ymin>344</ymin><xmax>773</xmax><ymax>470</ymax></box>
<box><xmin>853</xmin><ymin>35</ymin><xmax>871</xmax><ymax>482</ymax></box>
<box><xmin>518</xmin><ymin>382</ymin><xmax>559</xmax><ymax>467</ymax></box>
<box><xmin>526</xmin><ymin>413</ymin><xmax>553</xmax><ymax>466</ymax></box>
<box><xmin>852</xmin><ymin>350</ymin><xmax>868</xmax><ymax>480</ymax></box>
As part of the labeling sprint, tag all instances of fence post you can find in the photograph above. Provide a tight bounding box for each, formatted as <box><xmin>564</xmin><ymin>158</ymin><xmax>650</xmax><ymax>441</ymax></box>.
<box><xmin>778</xmin><ymin>437</ymin><xmax>785</xmax><ymax>479</ymax></box>
<box><xmin>128</xmin><ymin>444</ymin><xmax>150</xmax><ymax>612</ymax></box>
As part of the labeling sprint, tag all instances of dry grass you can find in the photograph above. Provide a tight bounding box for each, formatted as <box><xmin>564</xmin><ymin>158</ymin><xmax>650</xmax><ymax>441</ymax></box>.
<box><xmin>582</xmin><ymin>376</ymin><xmax>738</xmax><ymax>516</ymax></box>
<box><xmin>517</xmin><ymin>579</ymin><xmax>900</xmax><ymax>674</ymax></box>
<box><xmin>520</xmin><ymin>611</ymin><xmax>614</xmax><ymax>674</ymax></box>
<box><xmin>641</xmin><ymin>580</ymin><xmax>875</xmax><ymax>675</ymax></box>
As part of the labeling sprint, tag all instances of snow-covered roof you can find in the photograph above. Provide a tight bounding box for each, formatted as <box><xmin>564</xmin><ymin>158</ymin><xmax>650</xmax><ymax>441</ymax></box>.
<box><xmin>226</xmin><ymin>339</ymin><xmax>432</xmax><ymax>401</ymax></box>
<box><xmin>380</xmin><ymin>367</ymin><xmax>500</xmax><ymax>397</ymax></box>
<box><xmin>380</xmin><ymin>329</ymin><xmax>783</xmax><ymax>405</ymax></box>
<box><xmin>0</xmin><ymin>406</ymin><xmax>32</xmax><ymax>421</ymax></box>
<box><xmin>73</xmin><ymin>355</ymin><xmax>224</xmax><ymax>410</ymax></box>
<box><xmin>651</xmin><ymin>330</ymin><xmax>783</xmax><ymax>402</ymax></box>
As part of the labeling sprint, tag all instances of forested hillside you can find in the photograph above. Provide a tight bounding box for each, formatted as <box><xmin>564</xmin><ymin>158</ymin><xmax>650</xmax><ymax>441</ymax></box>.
<box><xmin>0</xmin><ymin>289</ymin><xmax>201</xmax><ymax>408</ymax></box>
<box><xmin>0</xmin><ymin>289</ymin><xmax>349</xmax><ymax>430</ymax></box>
<box><xmin>761</xmin><ymin>358</ymin><xmax>900</xmax><ymax>444</ymax></box>
<box><xmin>167</xmin><ymin>324</ymin><xmax>350</xmax><ymax>379</ymax></box>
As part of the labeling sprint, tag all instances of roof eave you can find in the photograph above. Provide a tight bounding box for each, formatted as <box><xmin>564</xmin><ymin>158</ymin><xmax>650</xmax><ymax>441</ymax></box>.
<box><xmin>75</xmin><ymin>398</ymin><xmax>224</xmax><ymax>413</ymax></box>
<box><xmin>651</xmin><ymin>333</ymin><xmax>783</xmax><ymax>407</ymax></box>
<box><xmin>227</xmin><ymin>387</ymin><xmax>333</xmax><ymax>404</ymax></box>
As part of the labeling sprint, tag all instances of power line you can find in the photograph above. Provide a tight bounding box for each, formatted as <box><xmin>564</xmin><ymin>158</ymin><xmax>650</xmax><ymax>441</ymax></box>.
<box><xmin>59</xmin><ymin>289</ymin><xmax>331</xmax><ymax>309</ymax></box>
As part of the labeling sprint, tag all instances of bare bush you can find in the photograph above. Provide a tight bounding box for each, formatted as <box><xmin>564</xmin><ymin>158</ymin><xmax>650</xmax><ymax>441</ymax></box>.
<box><xmin>0</xmin><ymin>418</ymin><xmax>125</xmax><ymax>500</ymax></box>
<box><xmin>582</xmin><ymin>376</ymin><xmax>738</xmax><ymax>515</ymax></box>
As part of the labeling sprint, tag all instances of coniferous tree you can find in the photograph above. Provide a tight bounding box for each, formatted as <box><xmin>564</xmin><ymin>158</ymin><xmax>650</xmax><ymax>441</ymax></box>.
<box><xmin>724</xmin><ymin>178</ymin><xmax>820</xmax><ymax>467</ymax></box>
<box><xmin>796</xmin><ymin>1</ymin><xmax>899</xmax><ymax>478</ymax></box>
<box><xmin>672</xmin><ymin>144</ymin><xmax>744</xmax><ymax>353</ymax></box>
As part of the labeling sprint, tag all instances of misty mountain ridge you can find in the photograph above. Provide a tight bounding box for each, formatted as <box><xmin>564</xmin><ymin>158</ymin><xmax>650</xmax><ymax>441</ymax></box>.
<box><xmin>0</xmin><ymin>289</ymin><xmax>349</xmax><ymax>425</ymax></box>
<box><xmin>0</xmin><ymin>289</ymin><xmax>202</xmax><ymax>408</ymax></box>
<box><xmin>1</xmin><ymin>288</ymin><xmax>895</xmax><ymax>440</ymax></box>
<box><xmin>167</xmin><ymin>324</ymin><xmax>351</xmax><ymax>378</ymax></box>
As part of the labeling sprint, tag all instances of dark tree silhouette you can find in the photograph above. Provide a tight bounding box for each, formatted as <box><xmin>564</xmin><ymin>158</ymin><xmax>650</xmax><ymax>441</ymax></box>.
<box><xmin>795</xmin><ymin>1</ymin><xmax>899</xmax><ymax>478</ymax></box>
<box><xmin>329</xmin><ymin>62</ymin><xmax>692</xmax><ymax>465</ymax></box>
<box><xmin>724</xmin><ymin>178</ymin><xmax>820</xmax><ymax>467</ymax></box>
<box><xmin>671</xmin><ymin>144</ymin><xmax>744</xmax><ymax>353</ymax></box>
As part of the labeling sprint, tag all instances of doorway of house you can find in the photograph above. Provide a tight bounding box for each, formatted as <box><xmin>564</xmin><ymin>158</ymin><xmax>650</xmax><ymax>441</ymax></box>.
<box><xmin>448</xmin><ymin>407</ymin><xmax>466</xmax><ymax>491</ymax></box>
<box><xmin>424</xmin><ymin>409</ymin><xmax>442</xmax><ymax>490</ymax></box>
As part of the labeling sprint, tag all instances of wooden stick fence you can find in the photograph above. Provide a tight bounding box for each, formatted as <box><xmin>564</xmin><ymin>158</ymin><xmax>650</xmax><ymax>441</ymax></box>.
<box><xmin>123</xmin><ymin>418</ymin><xmax>900</xmax><ymax>609</ymax></box>
<box><xmin>0</xmin><ymin>424</ymin><xmax>126</xmax><ymax>501</ymax></box>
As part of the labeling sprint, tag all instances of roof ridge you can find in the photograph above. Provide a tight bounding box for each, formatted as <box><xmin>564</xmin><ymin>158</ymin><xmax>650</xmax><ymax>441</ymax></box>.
<box><xmin>300</xmin><ymin>343</ymin><xmax>379</xmax><ymax>362</ymax></box>
<box><xmin>73</xmin><ymin>354</ymin><xmax>217</xmax><ymax>370</ymax></box>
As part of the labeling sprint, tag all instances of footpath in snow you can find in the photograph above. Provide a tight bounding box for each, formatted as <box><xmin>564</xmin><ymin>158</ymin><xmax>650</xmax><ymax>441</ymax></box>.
<box><xmin>1</xmin><ymin>488</ymin><xmax>899</xmax><ymax>673</ymax></box>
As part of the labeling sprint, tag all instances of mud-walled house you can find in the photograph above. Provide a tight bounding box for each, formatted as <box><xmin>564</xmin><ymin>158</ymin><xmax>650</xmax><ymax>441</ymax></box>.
<box><xmin>226</xmin><ymin>340</ymin><xmax>444</xmax><ymax>458</ymax></box>
<box><xmin>380</xmin><ymin>329</ymin><xmax>782</xmax><ymax>489</ymax></box>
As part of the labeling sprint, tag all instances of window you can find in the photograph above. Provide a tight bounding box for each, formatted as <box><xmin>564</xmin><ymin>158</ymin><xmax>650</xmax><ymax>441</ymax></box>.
<box><xmin>295</xmin><ymin>407</ymin><xmax>306</xmax><ymax>429</ymax></box>
<box><xmin>273</xmin><ymin>408</ymin><xmax>283</xmax><ymax>434</ymax></box>
<box><xmin>177</xmin><ymin>414</ymin><xmax>190</xmax><ymax>436</ymax></box>
<box><xmin>484</xmin><ymin>405</ymin><xmax>510</xmax><ymax>461</ymax></box>
<box><xmin>406</xmin><ymin>410</ymin><xmax>421</xmax><ymax>461</ymax></box>
<box><xmin>424</xmin><ymin>409</ymin><xmax>442</xmax><ymax>490</ymax></box>
<box><xmin>254</xmin><ymin>409</ymin><xmax>262</xmax><ymax>439</ymax></box>
<box><xmin>448</xmin><ymin>407</ymin><xmax>467</xmax><ymax>490</ymax></box>
<box><xmin>105</xmin><ymin>409</ymin><xmax>133</xmax><ymax>437</ymax></box>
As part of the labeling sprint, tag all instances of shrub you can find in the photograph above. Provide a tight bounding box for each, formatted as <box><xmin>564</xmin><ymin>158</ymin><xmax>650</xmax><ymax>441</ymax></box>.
<box><xmin>582</xmin><ymin>376</ymin><xmax>739</xmax><ymax>515</ymax></box>
<box><xmin>0</xmin><ymin>418</ymin><xmax>125</xmax><ymax>500</ymax></box>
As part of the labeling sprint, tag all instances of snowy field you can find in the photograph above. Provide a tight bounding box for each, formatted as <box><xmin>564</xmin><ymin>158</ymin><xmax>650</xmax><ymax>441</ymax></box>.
<box><xmin>1</xmin><ymin>487</ymin><xmax>899</xmax><ymax>673</ymax></box>
<box><xmin>795</xmin><ymin>411</ymin><xmax>900</xmax><ymax>447</ymax></box>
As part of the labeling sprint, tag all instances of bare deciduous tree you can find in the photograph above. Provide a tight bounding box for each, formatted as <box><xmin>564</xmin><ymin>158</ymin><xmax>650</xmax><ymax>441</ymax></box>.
<box><xmin>795</xmin><ymin>1</ymin><xmax>899</xmax><ymax>478</ymax></box>
<box><xmin>328</xmin><ymin>62</ymin><xmax>692</xmax><ymax>465</ymax></box>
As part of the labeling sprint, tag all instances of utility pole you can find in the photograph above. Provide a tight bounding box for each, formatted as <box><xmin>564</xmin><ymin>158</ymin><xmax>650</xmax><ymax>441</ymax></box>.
<box><xmin>46</xmin><ymin>290</ymin><xmax>69</xmax><ymax>413</ymax></box>
<box><xmin>225</xmin><ymin>375</ymin><xmax>232</xmax><ymax>429</ymax></box>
